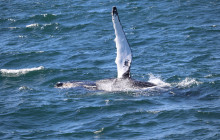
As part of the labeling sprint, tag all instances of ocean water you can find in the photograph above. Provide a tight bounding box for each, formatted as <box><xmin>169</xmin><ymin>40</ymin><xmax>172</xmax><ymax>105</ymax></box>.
<box><xmin>0</xmin><ymin>0</ymin><xmax>220</xmax><ymax>139</ymax></box>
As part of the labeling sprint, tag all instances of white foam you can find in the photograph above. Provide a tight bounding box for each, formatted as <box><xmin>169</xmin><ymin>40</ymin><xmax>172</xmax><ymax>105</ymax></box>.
<box><xmin>19</xmin><ymin>86</ymin><xmax>33</xmax><ymax>91</ymax></box>
<box><xmin>177</xmin><ymin>77</ymin><xmax>202</xmax><ymax>88</ymax></box>
<box><xmin>8</xmin><ymin>27</ymin><xmax>18</xmax><ymax>29</ymax></box>
<box><xmin>8</xmin><ymin>18</ymin><xmax>16</xmax><ymax>22</ymax></box>
<box><xmin>36</xmin><ymin>51</ymin><xmax>44</xmax><ymax>53</ymax></box>
<box><xmin>42</xmin><ymin>13</ymin><xmax>57</xmax><ymax>17</ymax></box>
<box><xmin>18</xmin><ymin>35</ymin><xmax>27</xmax><ymax>38</ymax></box>
<box><xmin>148</xmin><ymin>74</ymin><xmax>171</xmax><ymax>87</ymax></box>
<box><xmin>94</xmin><ymin>128</ymin><xmax>104</xmax><ymax>134</ymax></box>
<box><xmin>0</xmin><ymin>66</ymin><xmax>44</xmax><ymax>77</ymax></box>
<box><xmin>26</xmin><ymin>23</ymin><xmax>39</xmax><ymax>28</ymax></box>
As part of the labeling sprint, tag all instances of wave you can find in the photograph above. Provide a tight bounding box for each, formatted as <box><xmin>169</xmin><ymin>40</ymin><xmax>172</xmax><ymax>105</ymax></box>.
<box><xmin>30</xmin><ymin>14</ymin><xmax>57</xmax><ymax>22</ymax></box>
<box><xmin>0</xmin><ymin>66</ymin><xmax>44</xmax><ymax>77</ymax></box>
<box><xmin>26</xmin><ymin>23</ymin><xmax>39</xmax><ymax>28</ymax></box>
<box><xmin>177</xmin><ymin>77</ymin><xmax>202</xmax><ymax>88</ymax></box>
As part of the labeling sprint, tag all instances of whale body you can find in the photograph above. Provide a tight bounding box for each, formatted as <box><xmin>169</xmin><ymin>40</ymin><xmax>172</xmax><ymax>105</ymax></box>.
<box><xmin>56</xmin><ymin>6</ymin><xmax>156</xmax><ymax>91</ymax></box>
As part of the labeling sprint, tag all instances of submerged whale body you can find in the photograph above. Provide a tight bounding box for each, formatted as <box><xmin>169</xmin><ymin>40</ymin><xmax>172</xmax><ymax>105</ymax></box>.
<box><xmin>56</xmin><ymin>6</ymin><xmax>156</xmax><ymax>91</ymax></box>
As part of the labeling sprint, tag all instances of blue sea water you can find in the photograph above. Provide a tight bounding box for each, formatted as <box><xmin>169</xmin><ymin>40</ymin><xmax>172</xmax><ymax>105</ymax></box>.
<box><xmin>0</xmin><ymin>0</ymin><xmax>220</xmax><ymax>139</ymax></box>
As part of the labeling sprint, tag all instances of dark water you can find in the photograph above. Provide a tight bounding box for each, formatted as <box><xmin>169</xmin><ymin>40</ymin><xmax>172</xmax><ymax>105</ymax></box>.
<box><xmin>1</xmin><ymin>0</ymin><xmax>220</xmax><ymax>139</ymax></box>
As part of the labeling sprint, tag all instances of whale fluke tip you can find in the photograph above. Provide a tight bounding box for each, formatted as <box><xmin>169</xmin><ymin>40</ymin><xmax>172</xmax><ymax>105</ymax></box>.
<box><xmin>112</xmin><ymin>6</ymin><xmax>118</xmax><ymax>16</ymax></box>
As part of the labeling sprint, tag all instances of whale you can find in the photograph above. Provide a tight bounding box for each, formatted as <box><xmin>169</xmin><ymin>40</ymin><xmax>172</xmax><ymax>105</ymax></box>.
<box><xmin>56</xmin><ymin>6</ymin><xmax>156</xmax><ymax>91</ymax></box>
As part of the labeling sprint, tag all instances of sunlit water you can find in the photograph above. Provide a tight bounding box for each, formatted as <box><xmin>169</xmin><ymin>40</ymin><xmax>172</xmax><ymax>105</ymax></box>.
<box><xmin>1</xmin><ymin>0</ymin><xmax>220</xmax><ymax>139</ymax></box>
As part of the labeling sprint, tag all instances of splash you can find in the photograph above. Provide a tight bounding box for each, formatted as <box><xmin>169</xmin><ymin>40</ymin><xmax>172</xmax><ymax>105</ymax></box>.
<box><xmin>177</xmin><ymin>77</ymin><xmax>202</xmax><ymax>88</ymax></box>
<box><xmin>148</xmin><ymin>73</ymin><xmax>171</xmax><ymax>87</ymax></box>
<box><xmin>0</xmin><ymin>66</ymin><xmax>44</xmax><ymax>77</ymax></box>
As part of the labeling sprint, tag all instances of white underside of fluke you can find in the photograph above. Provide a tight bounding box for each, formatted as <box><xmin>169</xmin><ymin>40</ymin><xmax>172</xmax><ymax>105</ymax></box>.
<box><xmin>112</xmin><ymin>12</ymin><xmax>132</xmax><ymax>79</ymax></box>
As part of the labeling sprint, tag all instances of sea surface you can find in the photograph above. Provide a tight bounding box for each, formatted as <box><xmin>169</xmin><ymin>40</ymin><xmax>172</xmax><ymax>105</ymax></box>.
<box><xmin>1</xmin><ymin>0</ymin><xmax>220</xmax><ymax>139</ymax></box>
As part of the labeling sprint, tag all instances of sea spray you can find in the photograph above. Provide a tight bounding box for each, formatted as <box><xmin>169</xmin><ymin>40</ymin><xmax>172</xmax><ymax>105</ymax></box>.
<box><xmin>148</xmin><ymin>73</ymin><xmax>171</xmax><ymax>87</ymax></box>
<box><xmin>177</xmin><ymin>77</ymin><xmax>202</xmax><ymax>88</ymax></box>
